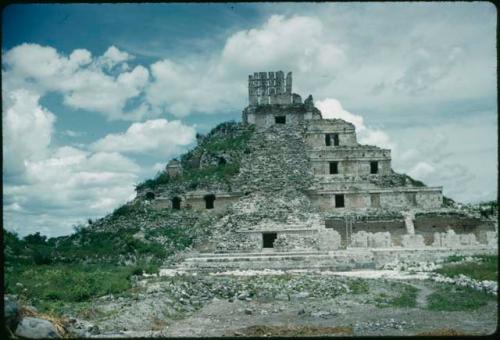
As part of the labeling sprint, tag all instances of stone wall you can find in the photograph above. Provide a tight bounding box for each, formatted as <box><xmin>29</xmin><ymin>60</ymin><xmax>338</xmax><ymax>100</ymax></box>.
<box><xmin>248</xmin><ymin>71</ymin><xmax>293</xmax><ymax>106</ymax></box>
<box><xmin>242</xmin><ymin>104</ymin><xmax>322</xmax><ymax>130</ymax></box>
<box><xmin>380</xmin><ymin>189</ymin><xmax>442</xmax><ymax>209</ymax></box>
<box><xmin>350</xmin><ymin>231</ymin><xmax>392</xmax><ymax>248</ymax></box>
<box><xmin>414</xmin><ymin>214</ymin><xmax>495</xmax><ymax>245</ymax></box>
<box><xmin>310</xmin><ymin>159</ymin><xmax>392</xmax><ymax>176</ymax></box>
<box><xmin>305</xmin><ymin>119</ymin><xmax>357</xmax><ymax>147</ymax></box>
<box><xmin>150</xmin><ymin>192</ymin><xmax>242</xmax><ymax>213</ymax></box>
<box><xmin>308</xmin><ymin>187</ymin><xmax>442</xmax><ymax>211</ymax></box>
<box><xmin>231</xmin><ymin>122</ymin><xmax>314</xmax><ymax>193</ymax></box>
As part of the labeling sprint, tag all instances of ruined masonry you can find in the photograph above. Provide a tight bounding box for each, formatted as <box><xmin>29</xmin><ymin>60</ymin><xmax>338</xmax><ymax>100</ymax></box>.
<box><xmin>141</xmin><ymin>71</ymin><xmax>497</xmax><ymax>271</ymax></box>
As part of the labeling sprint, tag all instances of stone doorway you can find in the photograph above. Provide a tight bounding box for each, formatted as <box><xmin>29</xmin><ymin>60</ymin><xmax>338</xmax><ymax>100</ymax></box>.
<box><xmin>172</xmin><ymin>197</ymin><xmax>181</xmax><ymax>210</ymax></box>
<box><xmin>204</xmin><ymin>194</ymin><xmax>215</xmax><ymax>209</ymax></box>
<box><xmin>263</xmin><ymin>232</ymin><xmax>277</xmax><ymax>248</ymax></box>
<box><xmin>275</xmin><ymin>116</ymin><xmax>286</xmax><ymax>124</ymax></box>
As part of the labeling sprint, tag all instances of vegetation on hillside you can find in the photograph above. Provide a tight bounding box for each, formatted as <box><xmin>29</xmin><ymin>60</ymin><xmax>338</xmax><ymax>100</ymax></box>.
<box><xmin>136</xmin><ymin>121</ymin><xmax>254</xmax><ymax>191</ymax></box>
<box><xmin>426</xmin><ymin>284</ymin><xmax>494</xmax><ymax>311</ymax></box>
<box><xmin>4</xmin><ymin>121</ymin><xmax>252</xmax><ymax>315</ymax></box>
<box><xmin>437</xmin><ymin>255</ymin><xmax>497</xmax><ymax>281</ymax></box>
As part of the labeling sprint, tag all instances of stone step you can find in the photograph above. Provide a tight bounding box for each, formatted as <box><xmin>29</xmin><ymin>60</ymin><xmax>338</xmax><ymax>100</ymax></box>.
<box><xmin>169</xmin><ymin>247</ymin><xmax>496</xmax><ymax>273</ymax></box>
<box><xmin>185</xmin><ymin>254</ymin><xmax>332</xmax><ymax>263</ymax></box>
<box><xmin>192</xmin><ymin>250</ymin><xmax>328</xmax><ymax>258</ymax></box>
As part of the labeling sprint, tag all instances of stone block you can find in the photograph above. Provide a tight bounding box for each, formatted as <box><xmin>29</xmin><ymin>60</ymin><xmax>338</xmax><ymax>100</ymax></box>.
<box><xmin>432</xmin><ymin>230</ymin><xmax>461</xmax><ymax>248</ymax></box>
<box><xmin>317</xmin><ymin>229</ymin><xmax>341</xmax><ymax>250</ymax></box>
<box><xmin>15</xmin><ymin>317</ymin><xmax>60</xmax><ymax>338</ymax></box>
<box><xmin>350</xmin><ymin>231</ymin><xmax>369</xmax><ymax>248</ymax></box>
<box><xmin>368</xmin><ymin>232</ymin><xmax>392</xmax><ymax>248</ymax></box>
<box><xmin>401</xmin><ymin>234</ymin><xmax>426</xmax><ymax>248</ymax></box>
<box><xmin>486</xmin><ymin>231</ymin><xmax>498</xmax><ymax>247</ymax></box>
<box><xmin>4</xmin><ymin>295</ymin><xmax>21</xmax><ymax>331</ymax></box>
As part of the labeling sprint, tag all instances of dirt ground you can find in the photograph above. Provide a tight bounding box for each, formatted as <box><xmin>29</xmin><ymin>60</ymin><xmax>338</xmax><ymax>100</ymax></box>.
<box><xmin>164</xmin><ymin>296</ymin><xmax>496</xmax><ymax>336</ymax></box>
<box><xmin>154</xmin><ymin>279</ymin><xmax>497</xmax><ymax>337</ymax></box>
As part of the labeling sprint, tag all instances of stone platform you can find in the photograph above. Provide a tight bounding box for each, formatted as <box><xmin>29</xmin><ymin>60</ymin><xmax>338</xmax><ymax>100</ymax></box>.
<box><xmin>171</xmin><ymin>247</ymin><xmax>497</xmax><ymax>273</ymax></box>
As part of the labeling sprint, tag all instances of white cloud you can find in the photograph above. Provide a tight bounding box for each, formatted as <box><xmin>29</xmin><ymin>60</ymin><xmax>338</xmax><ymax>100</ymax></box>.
<box><xmin>3</xmin><ymin>43</ymin><xmax>149</xmax><ymax>121</ymax></box>
<box><xmin>62</xmin><ymin>64</ymin><xmax>150</xmax><ymax>118</ymax></box>
<box><xmin>61</xmin><ymin>129</ymin><xmax>85</xmax><ymax>138</ymax></box>
<box><xmin>2</xmin><ymin>5</ymin><xmax>496</xmax><ymax>236</ymax></box>
<box><xmin>3</xmin><ymin>8</ymin><xmax>494</xmax><ymax>120</ymax></box>
<box><xmin>4</xmin><ymin>146</ymin><xmax>141</xmax><ymax>237</ymax></box>
<box><xmin>316</xmin><ymin>98</ymin><xmax>394</xmax><ymax>150</ymax></box>
<box><xmin>220</xmin><ymin>15</ymin><xmax>346</xmax><ymax>75</ymax></box>
<box><xmin>408</xmin><ymin>161</ymin><xmax>435</xmax><ymax>178</ymax></box>
<box><xmin>152</xmin><ymin>162</ymin><xmax>166</xmax><ymax>173</ymax></box>
<box><xmin>3</xmin><ymin>89</ymin><xmax>56</xmax><ymax>176</ymax></box>
<box><xmin>91</xmin><ymin>119</ymin><xmax>196</xmax><ymax>156</ymax></box>
<box><xmin>146</xmin><ymin>14</ymin><xmax>348</xmax><ymax>117</ymax></box>
<box><xmin>98</xmin><ymin>45</ymin><xmax>132</xmax><ymax>70</ymax></box>
<box><xmin>390</xmin><ymin>112</ymin><xmax>497</xmax><ymax>203</ymax></box>
<box><xmin>2</xmin><ymin>90</ymin><xmax>143</xmax><ymax>236</ymax></box>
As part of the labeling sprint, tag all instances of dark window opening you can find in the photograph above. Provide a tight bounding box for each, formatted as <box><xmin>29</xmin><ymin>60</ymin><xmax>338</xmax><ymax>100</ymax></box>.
<box><xmin>370</xmin><ymin>161</ymin><xmax>378</xmax><ymax>174</ymax></box>
<box><xmin>172</xmin><ymin>197</ymin><xmax>181</xmax><ymax>210</ymax></box>
<box><xmin>263</xmin><ymin>233</ymin><xmax>277</xmax><ymax>248</ymax></box>
<box><xmin>204</xmin><ymin>194</ymin><xmax>216</xmax><ymax>209</ymax></box>
<box><xmin>325</xmin><ymin>133</ymin><xmax>339</xmax><ymax>146</ymax></box>
<box><xmin>145</xmin><ymin>192</ymin><xmax>155</xmax><ymax>200</ymax></box>
<box><xmin>275</xmin><ymin>116</ymin><xmax>286</xmax><ymax>124</ymax></box>
<box><xmin>218</xmin><ymin>157</ymin><xmax>226</xmax><ymax>165</ymax></box>
<box><xmin>329</xmin><ymin>161</ymin><xmax>339</xmax><ymax>174</ymax></box>
<box><xmin>335</xmin><ymin>194</ymin><xmax>345</xmax><ymax>208</ymax></box>
<box><xmin>333</xmin><ymin>133</ymin><xmax>339</xmax><ymax>146</ymax></box>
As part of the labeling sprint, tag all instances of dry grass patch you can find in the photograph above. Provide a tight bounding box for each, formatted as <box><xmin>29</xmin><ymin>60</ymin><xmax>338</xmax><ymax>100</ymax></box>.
<box><xmin>235</xmin><ymin>324</ymin><xmax>353</xmax><ymax>336</ymax></box>
<box><xmin>20</xmin><ymin>306</ymin><xmax>68</xmax><ymax>337</ymax></box>
<box><xmin>417</xmin><ymin>328</ymin><xmax>469</xmax><ymax>336</ymax></box>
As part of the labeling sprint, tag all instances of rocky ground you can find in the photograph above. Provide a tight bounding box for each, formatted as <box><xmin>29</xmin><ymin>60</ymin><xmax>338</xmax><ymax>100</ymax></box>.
<box><xmin>5</xmin><ymin>257</ymin><xmax>497</xmax><ymax>338</ymax></box>
<box><xmin>46</xmin><ymin>262</ymin><xmax>495</xmax><ymax>338</ymax></box>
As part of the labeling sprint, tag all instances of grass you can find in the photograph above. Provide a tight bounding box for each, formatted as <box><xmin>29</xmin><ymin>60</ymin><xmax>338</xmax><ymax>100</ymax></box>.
<box><xmin>374</xmin><ymin>283</ymin><xmax>418</xmax><ymax>308</ymax></box>
<box><xmin>426</xmin><ymin>284</ymin><xmax>494</xmax><ymax>311</ymax></box>
<box><xmin>238</xmin><ymin>325</ymin><xmax>353</xmax><ymax>336</ymax></box>
<box><xmin>348</xmin><ymin>279</ymin><xmax>370</xmax><ymax>294</ymax></box>
<box><xmin>436</xmin><ymin>255</ymin><xmax>497</xmax><ymax>281</ymax></box>
<box><xmin>136</xmin><ymin>122</ymin><xmax>254</xmax><ymax>191</ymax></box>
<box><xmin>5</xmin><ymin>263</ymin><xmax>134</xmax><ymax>302</ymax></box>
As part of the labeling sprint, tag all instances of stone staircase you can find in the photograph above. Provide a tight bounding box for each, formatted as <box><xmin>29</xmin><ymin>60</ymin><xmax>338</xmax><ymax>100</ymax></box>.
<box><xmin>231</xmin><ymin>123</ymin><xmax>314</xmax><ymax>193</ymax></box>
<box><xmin>169</xmin><ymin>247</ymin><xmax>497</xmax><ymax>273</ymax></box>
<box><xmin>174</xmin><ymin>250</ymin><xmax>376</xmax><ymax>272</ymax></box>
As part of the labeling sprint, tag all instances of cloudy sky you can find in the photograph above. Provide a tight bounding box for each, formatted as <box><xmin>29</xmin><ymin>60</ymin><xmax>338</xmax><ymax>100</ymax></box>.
<box><xmin>2</xmin><ymin>3</ymin><xmax>497</xmax><ymax>237</ymax></box>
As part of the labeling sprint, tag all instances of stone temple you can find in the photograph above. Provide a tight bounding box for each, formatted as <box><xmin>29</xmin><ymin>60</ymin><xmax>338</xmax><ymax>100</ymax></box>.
<box><xmin>139</xmin><ymin>71</ymin><xmax>497</xmax><ymax>271</ymax></box>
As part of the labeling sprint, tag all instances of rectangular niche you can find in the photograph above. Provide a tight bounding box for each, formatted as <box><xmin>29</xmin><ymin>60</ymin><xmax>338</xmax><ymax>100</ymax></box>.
<box><xmin>329</xmin><ymin>161</ymin><xmax>339</xmax><ymax>174</ymax></box>
<box><xmin>275</xmin><ymin>116</ymin><xmax>286</xmax><ymax>124</ymax></box>
<box><xmin>335</xmin><ymin>194</ymin><xmax>345</xmax><ymax>208</ymax></box>
<box><xmin>263</xmin><ymin>232</ymin><xmax>277</xmax><ymax>248</ymax></box>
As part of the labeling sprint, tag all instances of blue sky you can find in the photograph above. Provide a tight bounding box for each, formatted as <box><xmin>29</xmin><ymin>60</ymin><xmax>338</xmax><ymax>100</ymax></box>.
<box><xmin>2</xmin><ymin>3</ymin><xmax>497</xmax><ymax>237</ymax></box>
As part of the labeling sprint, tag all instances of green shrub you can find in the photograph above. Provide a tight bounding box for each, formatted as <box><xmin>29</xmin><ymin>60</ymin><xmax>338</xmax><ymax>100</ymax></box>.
<box><xmin>4</xmin><ymin>263</ymin><xmax>134</xmax><ymax>306</ymax></box>
<box><xmin>348</xmin><ymin>279</ymin><xmax>369</xmax><ymax>294</ymax></box>
<box><xmin>24</xmin><ymin>232</ymin><xmax>48</xmax><ymax>245</ymax></box>
<box><xmin>374</xmin><ymin>283</ymin><xmax>418</xmax><ymax>308</ymax></box>
<box><xmin>444</xmin><ymin>255</ymin><xmax>466</xmax><ymax>263</ymax></box>
<box><xmin>427</xmin><ymin>285</ymin><xmax>494</xmax><ymax>311</ymax></box>
<box><xmin>436</xmin><ymin>256</ymin><xmax>497</xmax><ymax>281</ymax></box>
<box><xmin>136</xmin><ymin>172</ymin><xmax>170</xmax><ymax>191</ymax></box>
<box><xmin>130</xmin><ymin>266</ymin><xmax>144</xmax><ymax>277</ymax></box>
<box><xmin>32</xmin><ymin>247</ymin><xmax>53</xmax><ymax>265</ymax></box>
<box><xmin>111</xmin><ymin>204</ymin><xmax>136</xmax><ymax>218</ymax></box>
